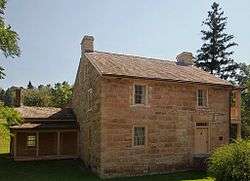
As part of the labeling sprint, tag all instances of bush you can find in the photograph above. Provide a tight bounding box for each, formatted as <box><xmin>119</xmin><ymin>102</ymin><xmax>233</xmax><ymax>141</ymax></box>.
<box><xmin>208</xmin><ymin>140</ymin><xmax>250</xmax><ymax>181</ymax></box>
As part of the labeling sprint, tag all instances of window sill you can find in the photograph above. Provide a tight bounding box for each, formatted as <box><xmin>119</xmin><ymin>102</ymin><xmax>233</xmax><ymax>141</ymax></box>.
<box><xmin>130</xmin><ymin>104</ymin><xmax>149</xmax><ymax>108</ymax></box>
<box><xmin>132</xmin><ymin>145</ymin><xmax>146</xmax><ymax>149</ymax></box>
<box><xmin>196</xmin><ymin>106</ymin><xmax>209</xmax><ymax>110</ymax></box>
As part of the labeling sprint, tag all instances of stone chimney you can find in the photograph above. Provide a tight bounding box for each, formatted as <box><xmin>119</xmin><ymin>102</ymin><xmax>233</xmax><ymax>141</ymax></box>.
<box><xmin>81</xmin><ymin>35</ymin><xmax>94</xmax><ymax>55</ymax></box>
<box><xmin>15</xmin><ymin>88</ymin><xmax>22</xmax><ymax>107</ymax></box>
<box><xmin>176</xmin><ymin>52</ymin><xmax>194</xmax><ymax>66</ymax></box>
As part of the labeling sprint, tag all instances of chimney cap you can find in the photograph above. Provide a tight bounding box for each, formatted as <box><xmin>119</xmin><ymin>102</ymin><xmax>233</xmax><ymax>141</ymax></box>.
<box><xmin>176</xmin><ymin>52</ymin><xmax>195</xmax><ymax>66</ymax></box>
<box><xmin>81</xmin><ymin>35</ymin><xmax>94</xmax><ymax>54</ymax></box>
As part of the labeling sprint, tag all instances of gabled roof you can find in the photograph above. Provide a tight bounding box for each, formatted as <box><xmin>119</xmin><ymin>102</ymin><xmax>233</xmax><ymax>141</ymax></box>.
<box><xmin>85</xmin><ymin>51</ymin><xmax>232</xmax><ymax>86</ymax></box>
<box><xmin>15</xmin><ymin>106</ymin><xmax>76</xmax><ymax>120</ymax></box>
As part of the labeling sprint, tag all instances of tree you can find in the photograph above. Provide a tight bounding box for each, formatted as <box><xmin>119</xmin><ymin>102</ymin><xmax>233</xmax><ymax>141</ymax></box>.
<box><xmin>0</xmin><ymin>105</ymin><xmax>22</xmax><ymax>139</ymax></box>
<box><xmin>27</xmin><ymin>81</ymin><xmax>34</xmax><ymax>89</ymax></box>
<box><xmin>241</xmin><ymin>80</ymin><xmax>250</xmax><ymax>138</ymax></box>
<box><xmin>3</xmin><ymin>87</ymin><xmax>15</xmax><ymax>106</ymax></box>
<box><xmin>51</xmin><ymin>81</ymin><xmax>73</xmax><ymax>108</ymax></box>
<box><xmin>196</xmin><ymin>2</ymin><xmax>238</xmax><ymax>80</ymax></box>
<box><xmin>23</xmin><ymin>86</ymin><xmax>52</xmax><ymax>107</ymax></box>
<box><xmin>0</xmin><ymin>0</ymin><xmax>20</xmax><ymax>79</ymax></box>
<box><xmin>22</xmin><ymin>82</ymin><xmax>72</xmax><ymax>108</ymax></box>
<box><xmin>235</xmin><ymin>63</ymin><xmax>250</xmax><ymax>86</ymax></box>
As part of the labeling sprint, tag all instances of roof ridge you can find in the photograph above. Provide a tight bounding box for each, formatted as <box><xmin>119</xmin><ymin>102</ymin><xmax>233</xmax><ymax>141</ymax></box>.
<box><xmin>92</xmin><ymin>50</ymin><xmax>175</xmax><ymax>64</ymax></box>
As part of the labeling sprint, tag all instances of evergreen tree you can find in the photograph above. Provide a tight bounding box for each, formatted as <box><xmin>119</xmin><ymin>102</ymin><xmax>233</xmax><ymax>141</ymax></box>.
<box><xmin>27</xmin><ymin>81</ymin><xmax>34</xmax><ymax>89</ymax></box>
<box><xmin>196</xmin><ymin>2</ymin><xmax>238</xmax><ymax>80</ymax></box>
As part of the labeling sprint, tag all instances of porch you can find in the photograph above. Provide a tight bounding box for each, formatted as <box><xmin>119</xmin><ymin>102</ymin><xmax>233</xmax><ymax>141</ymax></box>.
<box><xmin>11</xmin><ymin>129</ymin><xmax>78</xmax><ymax>161</ymax></box>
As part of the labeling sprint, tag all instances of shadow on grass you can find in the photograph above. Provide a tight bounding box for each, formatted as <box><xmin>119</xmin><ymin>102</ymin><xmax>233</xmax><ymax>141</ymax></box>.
<box><xmin>0</xmin><ymin>154</ymin><xmax>212</xmax><ymax>181</ymax></box>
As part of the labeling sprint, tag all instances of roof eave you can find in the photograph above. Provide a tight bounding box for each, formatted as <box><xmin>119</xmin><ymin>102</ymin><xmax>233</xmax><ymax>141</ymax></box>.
<box><xmin>102</xmin><ymin>73</ymin><xmax>233</xmax><ymax>88</ymax></box>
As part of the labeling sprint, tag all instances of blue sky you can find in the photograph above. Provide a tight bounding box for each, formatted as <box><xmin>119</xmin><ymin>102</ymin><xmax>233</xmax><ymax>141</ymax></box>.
<box><xmin>1</xmin><ymin>0</ymin><xmax>250</xmax><ymax>89</ymax></box>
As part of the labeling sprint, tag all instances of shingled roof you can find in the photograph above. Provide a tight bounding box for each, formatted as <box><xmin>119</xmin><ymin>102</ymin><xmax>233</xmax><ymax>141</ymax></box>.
<box><xmin>85</xmin><ymin>51</ymin><xmax>232</xmax><ymax>86</ymax></box>
<box><xmin>15</xmin><ymin>106</ymin><xmax>75</xmax><ymax>120</ymax></box>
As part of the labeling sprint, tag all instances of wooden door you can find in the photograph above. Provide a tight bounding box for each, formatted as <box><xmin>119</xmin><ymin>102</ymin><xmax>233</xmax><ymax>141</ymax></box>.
<box><xmin>195</xmin><ymin>128</ymin><xmax>208</xmax><ymax>154</ymax></box>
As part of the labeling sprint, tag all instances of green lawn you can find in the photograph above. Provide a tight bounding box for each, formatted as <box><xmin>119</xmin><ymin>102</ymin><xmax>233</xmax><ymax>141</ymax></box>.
<box><xmin>0</xmin><ymin>154</ymin><xmax>213</xmax><ymax>181</ymax></box>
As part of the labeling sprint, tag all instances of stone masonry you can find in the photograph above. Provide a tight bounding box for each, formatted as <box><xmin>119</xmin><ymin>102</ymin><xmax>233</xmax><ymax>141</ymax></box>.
<box><xmin>72</xmin><ymin>35</ymin><xmax>237</xmax><ymax>178</ymax></box>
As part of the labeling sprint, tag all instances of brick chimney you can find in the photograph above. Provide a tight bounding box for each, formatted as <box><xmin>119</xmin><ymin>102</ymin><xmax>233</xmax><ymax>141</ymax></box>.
<box><xmin>176</xmin><ymin>52</ymin><xmax>194</xmax><ymax>66</ymax></box>
<box><xmin>15</xmin><ymin>88</ymin><xmax>22</xmax><ymax>107</ymax></box>
<box><xmin>81</xmin><ymin>35</ymin><xmax>94</xmax><ymax>56</ymax></box>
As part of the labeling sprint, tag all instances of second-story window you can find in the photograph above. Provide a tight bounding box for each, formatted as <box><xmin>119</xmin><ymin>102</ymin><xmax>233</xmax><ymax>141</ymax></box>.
<box><xmin>231</xmin><ymin>92</ymin><xmax>236</xmax><ymax>107</ymax></box>
<box><xmin>197</xmin><ymin>89</ymin><xmax>207</xmax><ymax>107</ymax></box>
<box><xmin>134</xmin><ymin>85</ymin><xmax>146</xmax><ymax>105</ymax></box>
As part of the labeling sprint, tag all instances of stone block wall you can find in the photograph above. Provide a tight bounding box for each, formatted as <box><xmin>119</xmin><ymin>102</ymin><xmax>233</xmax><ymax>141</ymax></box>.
<box><xmin>99</xmin><ymin>77</ymin><xmax>231</xmax><ymax>178</ymax></box>
<box><xmin>72</xmin><ymin>56</ymin><xmax>102</xmax><ymax>174</ymax></box>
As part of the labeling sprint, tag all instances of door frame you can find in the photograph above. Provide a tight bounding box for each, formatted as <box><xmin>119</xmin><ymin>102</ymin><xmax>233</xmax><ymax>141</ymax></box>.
<box><xmin>194</xmin><ymin>122</ymin><xmax>210</xmax><ymax>154</ymax></box>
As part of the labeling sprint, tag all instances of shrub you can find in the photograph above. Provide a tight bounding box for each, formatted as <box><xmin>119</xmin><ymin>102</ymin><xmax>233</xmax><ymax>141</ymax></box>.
<box><xmin>208</xmin><ymin>140</ymin><xmax>250</xmax><ymax>181</ymax></box>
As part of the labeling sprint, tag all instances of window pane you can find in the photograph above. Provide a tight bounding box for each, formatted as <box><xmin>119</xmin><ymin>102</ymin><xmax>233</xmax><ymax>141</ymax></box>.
<box><xmin>134</xmin><ymin>127</ymin><xmax>145</xmax><ymax>146</ymax></box>
<box><xmin>198</xmin><ymin>89</ymin><xmax>204</xmax><ymax>106</ymax></box>
<box><xmin>27</xmin><ymin>135</ymin><xmax>36</xmax><ymax>147</ymax></box>
<box><xmin>134</xmin><ymin>85</ymin><xmax>146</xmax><ymax>104</ymax></box>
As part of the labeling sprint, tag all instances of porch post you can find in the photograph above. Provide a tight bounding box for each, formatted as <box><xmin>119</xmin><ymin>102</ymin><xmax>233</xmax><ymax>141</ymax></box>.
<box><xmin>36</xmin><ymin>132</ymin><xmax>39</xmax><ymax>157</ymax></box>
<box><xmin>13</xmin><ymin>133</ymin><xmax>17</xmax><ymax>157</ymax></box>
<box><xmin>57</xmin><ymin>131</ymin><xmax>60</xmax><ymax>155</ymax></box>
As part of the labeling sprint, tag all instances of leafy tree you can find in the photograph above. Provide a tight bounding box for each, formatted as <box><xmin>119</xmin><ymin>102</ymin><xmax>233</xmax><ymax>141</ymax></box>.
<box><xmin>196</xmin><ymin>2</ymin><xmax>238</xmax><ymax>80</ymax></box>
<box><xmin>51</xmin><ymin>81</ymin><xmax>72</xmax><ymax>108</ymax></box>
<box><xmin>0</xmin><ymin>105</ymin><xmax>22</xmax><ymax>139</ymax></box>
<box><xmin>22</xmin><ymin>82</ymin><xmax>72</xmax><ymax>108</ymax></box>
<box><xmin>23</xmin><ymin>86</ymin><xmax>52</xmax><ymax>107</ymax></box>
<box><xmin>22</xmin><ymin>89</ymin><xmax>43</xmax><ymax>107</ymax></box>
<box><xmin>0</xmin><ymin>0</ymin><xmax>20</xmax><ymax>79</ymax></box>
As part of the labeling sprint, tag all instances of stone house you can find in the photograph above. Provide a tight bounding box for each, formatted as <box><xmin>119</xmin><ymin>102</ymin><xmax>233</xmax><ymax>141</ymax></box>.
<box><xmin>72</xmin><ymin>35</ymin><xmax>241</xmax><ymax>178</ymax></box>
<box><xmin>9</xmin><ymin>35</ymin><xmax>241</xmax><ymax>178</ymax></box>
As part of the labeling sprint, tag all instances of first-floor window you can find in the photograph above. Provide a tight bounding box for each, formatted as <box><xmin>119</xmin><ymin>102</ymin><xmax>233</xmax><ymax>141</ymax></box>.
<box><xmin>134</xmin><ymin>127</ymin><xmax>145</xmax><ymax>146</ymax></box>
<box><xmin>27</xmin><ymin>135</ymin><xmax>36</xmax><ymax>147</ymax></box>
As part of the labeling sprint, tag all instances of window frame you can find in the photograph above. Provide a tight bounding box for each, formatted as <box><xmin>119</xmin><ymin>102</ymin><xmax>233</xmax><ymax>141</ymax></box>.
<box><xmin>132</xmin><ymin>84</ymin><xmax>148</xmax><ymax>106</ymax></box>
<box><xmin>197</xmin><ymin>88</ymin><xmax>208</xmax><ymax>108</ymax></box>
<box><xmin>26</xmin><ymin>135</ymin><xmax>36</xmax><ymax>147</ymax></box>
<box><xmin>132</xmin><ymin>126</ymin><xmax>147</xmax><ymax>147</ymax></box>
<box><xmin>231</xmin><ymin>92</ymin><xmax>237</xmax><ymax>107</ymax></box>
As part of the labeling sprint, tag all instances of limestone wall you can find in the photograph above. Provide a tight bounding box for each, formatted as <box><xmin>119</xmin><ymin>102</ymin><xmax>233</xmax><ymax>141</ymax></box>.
<box><xmin>72</xmin><ymin>56</ymin><xmax>102</xmax><ymax>174</ymax></box>
<box><xmin>99</xmin><ymin>77</ymin><xmax>230</xmax><ymax>177</ymax></box>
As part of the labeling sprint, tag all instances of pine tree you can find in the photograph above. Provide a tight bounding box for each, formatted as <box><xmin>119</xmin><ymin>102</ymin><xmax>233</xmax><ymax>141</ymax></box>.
<box><xmin>27</xmin><ymin>81</ymin><xmax>34</xmax><ymax>89</ymax></box>
<box><xmin>196</xmin><ymin>2</ymin><xmax>238</xmax><ymax>80</ymax></box>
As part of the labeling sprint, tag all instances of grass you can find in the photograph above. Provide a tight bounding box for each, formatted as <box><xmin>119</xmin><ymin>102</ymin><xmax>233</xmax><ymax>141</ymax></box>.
<box><xmin>0</xmin><ymin>154</ymin><xmax>213</xmax><ymax>181</ymax></box>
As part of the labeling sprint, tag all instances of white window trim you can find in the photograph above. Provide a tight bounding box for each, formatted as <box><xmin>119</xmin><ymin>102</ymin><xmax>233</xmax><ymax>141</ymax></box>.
<box><xmin>196</xmin><ymin>88</ymin><xmax>208</xmax><ymax>108</ymax></box>
<box><xmin>132</xmin><ymin>83</ymin><xmax>149</xmax><ymax>106</ymax></box>
<box><xmin>132</xmin><ymin>125</ymin><xmax>147</xmax><ymax>148</ymax></box>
